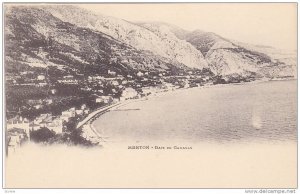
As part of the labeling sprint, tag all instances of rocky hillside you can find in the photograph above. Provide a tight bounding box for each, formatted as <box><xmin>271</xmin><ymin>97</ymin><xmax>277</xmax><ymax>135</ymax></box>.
<box><xmin>5</xmin><ymin>5</ymin><xmax>297</xmax><ymax>79</ymax></box>
<box><xmin>138</xmin><ymin>22</ymin><xmax>297</xmax><ymax>78</ymax></box>
<box><xmin>43</xmin><ymin>5</ymin><xmax>208</xmax><ymax>69</ymax></box>
<box><xmin>4</xmin><ymin>5</ymin><xmax>196</xmax><ymax>76</ymax></box>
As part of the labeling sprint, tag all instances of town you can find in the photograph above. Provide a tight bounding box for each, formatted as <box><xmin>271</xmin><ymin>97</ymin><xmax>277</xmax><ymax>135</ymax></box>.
<box><xmin>5</xmin><ymin>63</ymin><xmax>255</xmax><ymax>155</ymax></box>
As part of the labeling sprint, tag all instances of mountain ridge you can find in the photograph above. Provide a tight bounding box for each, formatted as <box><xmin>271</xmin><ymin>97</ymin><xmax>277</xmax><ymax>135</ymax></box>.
<box><xmin>136</xmin><ymin>21</ymin><xmax>296</xmax><ymax>78</ymax></box>
<box><xmin>4</xmin><ymin>5</ymin><xmax>297</xmax><ymax>79</ymax></box>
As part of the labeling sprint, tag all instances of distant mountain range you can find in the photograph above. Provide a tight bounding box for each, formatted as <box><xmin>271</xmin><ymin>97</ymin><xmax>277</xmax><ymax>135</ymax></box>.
<box><xmin>4</xmin><ymin>5</ymin><xmax>297</xmax><ymax>78</ymax></box>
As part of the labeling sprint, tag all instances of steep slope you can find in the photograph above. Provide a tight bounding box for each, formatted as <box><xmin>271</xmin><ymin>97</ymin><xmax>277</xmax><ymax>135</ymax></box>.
<box><xmin>5</xmin><ymin>5</ymin><xmax>296</xmax><ymax>79</ymax></box>
<box><xmin>5</xmin><ymin>6</ymin><xmax>188</xmax><ymax>75</ymax></box>
<box><xmin>141</xmin><ymin>22</ymin><xmax>297</xmax><ymax>78</ymax></box>
<box><xmin>187</xmin><ymin>31</ymin><xmax>297</xmax><ymax>78</ymax></box>
<box><xmin>136</xmin><ymin>21</ymin><xmax>190</xmax><ymax>40</ymax></box>
<box><xmin>42</xmin><ymin>5</ymin><xmax>208</xmax><ymax>69</ymax></box>
<box><xmin>183</xmin><ymin>30</ymin><xmax>225</xmax><ymax>57</ymax></box>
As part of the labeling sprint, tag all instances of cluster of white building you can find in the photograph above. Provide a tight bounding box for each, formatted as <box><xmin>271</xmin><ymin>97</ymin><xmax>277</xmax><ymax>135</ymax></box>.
<box><xmin>6</xmin><ymin>116</ymin><xmax>30</xmax><ymax>155</ymax></box>
<box><xmin>6</xmin><ymin>104</ymin><xmax>90</xmax><ymax>155</ymax></box>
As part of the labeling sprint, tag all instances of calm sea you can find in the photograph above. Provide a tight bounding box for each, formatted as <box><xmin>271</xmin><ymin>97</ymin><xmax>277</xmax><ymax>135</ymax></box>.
<box><xmin>92</xmin><ymin>80</ymin><xmax>297</xmax><ymax>144</ymax></box>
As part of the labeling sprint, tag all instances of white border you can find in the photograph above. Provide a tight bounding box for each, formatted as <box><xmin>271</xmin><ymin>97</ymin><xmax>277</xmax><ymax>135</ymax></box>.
<box><xmin>0</xmin><ymin>1</ymin><xmax>298</xmax><ymax>194</ymax></box>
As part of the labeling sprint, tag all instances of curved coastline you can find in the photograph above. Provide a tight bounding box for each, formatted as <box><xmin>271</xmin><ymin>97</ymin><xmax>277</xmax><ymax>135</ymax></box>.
<box><xmin>79</xmin><ymin>97</ymin><xmax>149</xmax><ymax>144</ymax></box>
<box><xmin>80</xmin><ymin>79</ymin><xmax>295</xmax><ymax>144</ymax></box>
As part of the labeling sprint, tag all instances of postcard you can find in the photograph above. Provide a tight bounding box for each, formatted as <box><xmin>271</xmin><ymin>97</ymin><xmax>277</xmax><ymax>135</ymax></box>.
<box><xmin>3</xmin><ymin>2</ymin><xmax>297</xmax><ymax>189</ymax></box>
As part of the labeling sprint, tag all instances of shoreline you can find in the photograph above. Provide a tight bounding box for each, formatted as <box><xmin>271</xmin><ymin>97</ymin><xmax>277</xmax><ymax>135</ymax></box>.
<box><xmin>80</xmin><ymin>79</ymin><xmax>296</xmax><ymax>145</ymax></box>
<box><xmin>80</xmin><ymin>98</ymin><xmax>149</xmax><ymax>144</ymax></box>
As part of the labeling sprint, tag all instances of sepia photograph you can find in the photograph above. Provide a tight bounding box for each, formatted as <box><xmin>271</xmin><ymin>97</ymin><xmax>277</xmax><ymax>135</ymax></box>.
<box><xmin>2</xmin><ymin>2</ymin><xmax>298</xmax><ymax>191</ymax></box>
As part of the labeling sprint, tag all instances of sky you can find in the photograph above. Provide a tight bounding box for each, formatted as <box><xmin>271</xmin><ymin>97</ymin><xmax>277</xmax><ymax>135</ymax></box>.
<box><xmin>77</xmin><ymin>3</ymin><xmax>297</xmax><ymax>50</ymax></box>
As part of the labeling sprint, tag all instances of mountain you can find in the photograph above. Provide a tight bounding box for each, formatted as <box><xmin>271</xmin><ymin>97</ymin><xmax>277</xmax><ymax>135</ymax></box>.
<box><xmin>5</xmin><ymin>5</ymin><xmax>205</xmax><ymax>76</ymax></box>
<box><xmin>42</xmin><ymin>5</ymin><xmax>208</xmax><ymax>69</ymax></box>
<box><xmin>4</xmin><ymin>5</ymin><xmax>297</xmax><ymax>79</ymax></box>
<box><xmin>137</xmin><ymin>22</ymin><xmax>297</xmax><ymax>78</ymax></box>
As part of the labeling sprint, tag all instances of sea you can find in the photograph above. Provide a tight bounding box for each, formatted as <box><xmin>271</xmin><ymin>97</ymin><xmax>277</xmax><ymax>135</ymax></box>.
<box><xmin>92</xmin><ymin>80</ymin><xmax>297</xmax><ymax>144</ymax></box>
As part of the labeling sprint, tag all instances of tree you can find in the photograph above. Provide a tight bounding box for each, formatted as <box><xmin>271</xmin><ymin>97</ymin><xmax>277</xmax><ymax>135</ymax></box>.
<box><xmin>30</xmin><ymin>127</ymin><xmax>56</xmax><ymax>143</ymax></box>
<box><xmin>64</xmin><ymin>117</ymin><xmax>93</xmax><ymax>146</ymax></box>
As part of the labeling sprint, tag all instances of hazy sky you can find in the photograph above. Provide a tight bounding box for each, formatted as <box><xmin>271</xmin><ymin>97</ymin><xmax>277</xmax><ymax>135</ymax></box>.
<box><xmin>77</xmin><ymin>3</ymin><xmax>297</xmax><ymax>50</ymax></box>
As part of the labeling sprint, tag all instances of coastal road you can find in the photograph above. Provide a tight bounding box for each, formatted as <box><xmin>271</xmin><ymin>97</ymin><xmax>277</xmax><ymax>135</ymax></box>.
<box><xmin>76</xmin><ymin>98</ymin><xmax>145</xmax><ymax>129</ymax></box>
<box><xmin>76</xmin><ymin>102</ymin><xmax>122</xmax><ymax>129</ymax></box>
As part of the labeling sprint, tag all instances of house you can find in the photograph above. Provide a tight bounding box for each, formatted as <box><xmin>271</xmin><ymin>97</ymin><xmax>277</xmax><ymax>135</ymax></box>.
<box><xmin>29</xmin><ymin>122</ymin><xmax>40</xmax><ymax>131</ymax></box>
<box><xmin>58</xmin><ymin>79</ymin><xmax>78</xmax><ymax>85</ymax></box>
<box><xmin>64</xmin><ymin>108</ymin><xmax>76</xmax><ymax>117</ymax></box>
<box><xmin>69</xmin><ymin>107</ymin><xmax>76</xmax><ymax>112</ymax></box>
<box><xmin>50</xmin><ymin>89</ymin><xmax>57</xmax><ymax>94</ymax></box>
<box><xmin>63</xmin><ymin>75</ymin><xmax>74</xmax><ymax>79</ymax></box>
<box><xmin>37</xmin><ymin>75</ymin><xmax>46</xmax><ymax>80</ymax></box>
<box><xmin>95</xmin><ymin>96</ymin><xmax>113</xmax><ymax>104</ymax></box>
<box><xmin>38</xmin><ymin>47</ymin><xmax>43</xmax><ymax>53</ymax></box>
<box><xmin>108</xmin><ymin>70</ymin><xmax>116</xmax><ymax>76</ymax></box>
<box><xmin>81</xmin><ymin>86</ymin><xmax>92</xmax><ymax>91</ymax></box>
<box><xmin>113</xmin><ymin>98</ymin><xmax>120</xmax><ymax>103</ymax></box>
<box><xmin>39</xmin><ymin>120</ymin><xmax>53</xmax><ymax>128</ymax></box>
<box><xmin>81</xmin><ymin>104</ymin><xmax>87</xmax><ymax>110</ymax></box>
<box><xmin>60</xmin><ymin>115</ymin><xmax>70</xmax><ymax>122</ymax></box>
<box><xmin>34</xmin><ymin>104</ymin><xmax>43</xmax><ymax>109</ymax></box>
<box><xmin>61</xmin><ymin>109</ymin><xmax>75</xmax><ymax>122</ymax></box>
<box><xmin>38</xmin><ymin>82</ymin><xmax>48</xmax><ymax>87</ymax></box>
<box><xmin>34</xmin><ymin>114</ymin><xmax>53</xmax><ymax>128</ymax></box>
<box><xmin>7</xmin><ymin>128</ymin><xmax>28</xmax><ymax>141</ymax></box>
<box><xmin>75</xmin><ymin>109</ymin><xmax>84</xmax><ymax>115</ymax></box>
<box><xmin>121</xmin><ymin>87</ymin><xmax>138</xmax><ymax>100</ymax></box>
<box><xmin>84</xmin><ymin>109</ymin><xmax>90</xmax><ymax>114</ymax></box>
<box><xmin>7</xmin><ymin>127</ymin><xmax>28</xmax><ymax>155</ymax></box>
<box><xmin>88</xmin><ymin>75</ymin><xmax>105</xmax><ymax>81</ymax></box>
<box><xmin>44</xmin><ymin>99</ymin><xmax>53</xmax><ymax>105</ymax></box>
<box><xmin>20</xmin><ymin>71</ymin><xmax>32</xmax><ymax>75</ymax></box>
<box><xmin>57</xmin><ymin>75</ymin><xmax>78</xmax><ymax>84</ymax></box>
<box><xmin>46</xmin><ymin>117</ymin><xmax>63</xmax><ymax>134</ymax></box>
<box><xmin>28</xmin><ymin>99</ymin><xmax>43</xmax><ymax>105</ymax></box>
<box><xmin>95</xmin><ymin>97</ymin><xmax>104</xmax><ymax>103</ymax></box>
<box><xmin>7</xmin><ymin>135</ymin><xmax>21</xmax><ymax>154</ymax></box>
<box><xmin>96</xmin><ymin>89</ymin><xmax>104</xmax><ymax>94</ymax></box>
<box><xmin>203</xmin><ymin>76</ymin><xmax>210</xmax><ymax>81</ymax></box>
<box><xmin>111</xmin><ymin>80</ymin><xmax>119</xmax><ymax>86</ymax></box>
<box><xmin>34</xmin><ymin>114</ymin><xmax>51</xmax><ymax>124</ymax></box>
<box><xmin>7</xmin><ymin>116</ymin><xmax>30</xmax><ymax>139</ymax></box>
<box><xmin>137</xmin><ymin>71</ymin><xmax>144</xmax><ymax>77</ymax></box>
<box><xmin>119</xmin><ymin>97</ymin><xmax>126</xmax><ymax>101</ymax></box>
<box><xmin>31</xmin><ymin>114</ymin><xmax>63</xmax><ymax>134</ymax></box>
